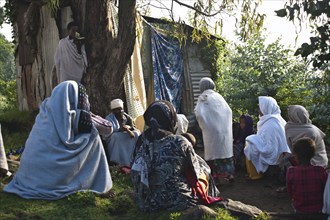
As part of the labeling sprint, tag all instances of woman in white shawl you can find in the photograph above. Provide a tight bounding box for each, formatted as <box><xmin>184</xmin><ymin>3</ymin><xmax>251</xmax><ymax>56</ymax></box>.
<box><xmin>195</xmin><ymin>77</ymin><xmax>234</xmax><ymax>182</ymax></box>
<box><xmin>4</xmin><ymin>81</ymin><xmax>112</xmax><ymax>200</ymax></box>
<box><xmin>244</xmin><ymin>96</ymin><xmax>291</xmax><ymax>180</ymax></box>
<box><xmin>285</xmin><ymin>105</ymin><xmax>328</xmax><ymax>168</ymax></box>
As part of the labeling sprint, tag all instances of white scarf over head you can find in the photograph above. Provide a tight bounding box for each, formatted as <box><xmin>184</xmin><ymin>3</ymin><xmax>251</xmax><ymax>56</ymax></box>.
<box><xmin>244</xmin><ymin>96</ymin><xmax>290</xmax><ymax>173</ymax></box>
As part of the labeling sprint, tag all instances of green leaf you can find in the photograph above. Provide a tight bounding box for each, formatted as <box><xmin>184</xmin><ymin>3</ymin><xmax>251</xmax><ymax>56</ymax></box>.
<box><xmin>275</xmin><ymin>9</ymin><xmax>287</xmax><ymax>17</ymax></box>
<box><xmin>300</xmin><ymin>43</ymin><xmax>314</xmax><ymax>57</ymax></box>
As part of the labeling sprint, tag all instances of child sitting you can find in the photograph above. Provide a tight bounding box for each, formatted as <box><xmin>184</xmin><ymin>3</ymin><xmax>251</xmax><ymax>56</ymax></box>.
<box><xmin>286</xmin><ymin>137</ymin><xmax>328</xmax><ymax>214</ymax></box>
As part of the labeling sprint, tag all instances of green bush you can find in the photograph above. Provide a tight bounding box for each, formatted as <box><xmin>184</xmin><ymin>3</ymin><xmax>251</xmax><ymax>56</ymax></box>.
<box><xmin>0</xmin><ymin>109</ymin><xmax>35</xmax><ymax>152</ymax></box>
<box><xmin>220</xmin><ymin>32</ymin><xmax>314</xmax><ymax>123</ymax></box>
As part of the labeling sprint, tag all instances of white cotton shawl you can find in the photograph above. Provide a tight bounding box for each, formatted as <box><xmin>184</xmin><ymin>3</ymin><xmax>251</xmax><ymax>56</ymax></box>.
<box><xmin>176</xmin><ymin>114</ymin><xmax>189</xmax><ymax>135</ymax></box>
<box><xmin>195</xmin><ymin>89</ymin><xmax>233</xmax><ymax>161</ymax></box>
<box><xmin>54</xmin><ymin>36</ymin><xmax>87</xmax><ymax>83</ymax></box>
<box><xmin>4</xmin><ymin>81</ymin><xmax>112</xmax><ymax>200</ymax></box>
<box><xmin>244</xmin><ymin>96</ymin><xmax>290</xmax><ymax>173</ymax></box>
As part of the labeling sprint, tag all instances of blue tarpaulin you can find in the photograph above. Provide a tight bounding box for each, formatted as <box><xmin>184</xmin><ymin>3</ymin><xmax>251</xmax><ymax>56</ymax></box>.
<box><xmin>151</xmin><ymin>28</ymin><xmax>183</xmax><ymax>112</ymax></box>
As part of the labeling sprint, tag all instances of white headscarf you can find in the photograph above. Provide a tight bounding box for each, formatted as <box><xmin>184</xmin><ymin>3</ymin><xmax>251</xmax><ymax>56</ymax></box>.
<box><xmin>244</xmin><ymin>96</ymin><xmax>290</xmax><ymax>173</ymax></box>
<box><xmin>257</xmin><ymin>96</ymin><xmax>286</xmax><ymax>129</ymax></box>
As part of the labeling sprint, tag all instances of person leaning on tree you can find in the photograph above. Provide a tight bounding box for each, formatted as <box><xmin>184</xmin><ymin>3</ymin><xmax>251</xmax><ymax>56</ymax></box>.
<box><xmin>54</xmin><ymin>21</ymin><xmax>88</xmax><ymax>85</ymax></box>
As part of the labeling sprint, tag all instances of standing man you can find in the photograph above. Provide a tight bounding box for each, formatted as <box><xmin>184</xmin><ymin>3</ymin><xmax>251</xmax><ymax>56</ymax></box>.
<box><xmin>54</xmin><ymin>21</ymin><xmax>87</xmax><ymax>84</ymax></box>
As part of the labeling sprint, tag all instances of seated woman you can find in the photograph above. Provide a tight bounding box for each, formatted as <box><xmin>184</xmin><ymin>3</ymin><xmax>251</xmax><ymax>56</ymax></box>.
<box><xmin>233</xmin><ymin>114</ymin><xmax>254</xmax><ymax>170</ymax></box>
<box><xmin>276</xmin><ymin>105</ymin><xmax>329</xmax><ymax>192</ymax></box>
<box><xmin>3</xmin><ymin>81</ymin><xmax>113</xmax><ymax>200</ymax></box>
<box><xmin>131</xmin><ymin>100</ymin><xmax>221</xmax><ymax>212</ymax></box>
<box><xmin>286</xmin><ymin>105</ymin><xmax>328</xmax><ymax>168</ymax></box>
<box><xmin>104</xmin><ymin>99</ymin><xmax>140</xmax><ymax>167</ymax></box>
<box><xmin>244</xmin><ymin>96</ymin><xmax>291</xmax><ymax>180</ymax></box>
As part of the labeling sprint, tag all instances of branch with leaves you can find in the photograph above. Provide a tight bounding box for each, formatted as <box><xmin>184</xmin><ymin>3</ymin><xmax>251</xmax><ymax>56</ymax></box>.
<box><xmin>275</xmin><ymin>0</ymin><xmax>330</xmax><ymax>68</ymax></box>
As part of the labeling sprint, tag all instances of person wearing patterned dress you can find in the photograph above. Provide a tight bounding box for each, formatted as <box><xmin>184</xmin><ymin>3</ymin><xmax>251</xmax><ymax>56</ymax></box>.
<box><xmin>131</xmin><ymin>100</ymin><xmax>221</xmax><ymax>212</ymax></box>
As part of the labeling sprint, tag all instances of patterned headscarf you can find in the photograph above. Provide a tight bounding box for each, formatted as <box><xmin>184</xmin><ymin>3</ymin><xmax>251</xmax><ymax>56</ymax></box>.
<box><xmin>143</xmin><ymin>100</ymin><xmax>177</xmax><ymax>138</ymax></box>
<box><xmin>199</xmin><ymin>77</ymin><xmax>215</xmax><ymax>93</ymax></box>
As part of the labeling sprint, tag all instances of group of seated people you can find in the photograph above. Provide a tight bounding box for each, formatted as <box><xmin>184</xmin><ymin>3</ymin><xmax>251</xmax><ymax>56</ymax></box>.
<box><xmin>237</xmin><ymin>96</ymin><xmax>329</xmax><ymax>215</ymax></box>
<box><xmin>0</xmin><ymin>80</ymin><xmax>329</xmax><ymax>216</ymax></box>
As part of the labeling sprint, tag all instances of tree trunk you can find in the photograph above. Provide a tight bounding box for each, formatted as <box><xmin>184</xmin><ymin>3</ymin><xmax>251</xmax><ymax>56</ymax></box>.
<box><xmin>15</xmin><ymin>0</ymin><xmax>136</xmax><ymax>116</ymax></box>
<box><xmin>72</xmin><ymin>0</ymin><xmax>136</xmax><ymax>116</ymax></box>
<box><xmin>16</xmin><ymin>1</ymin><xmax>58</xmax><ymax>111</ymax></box>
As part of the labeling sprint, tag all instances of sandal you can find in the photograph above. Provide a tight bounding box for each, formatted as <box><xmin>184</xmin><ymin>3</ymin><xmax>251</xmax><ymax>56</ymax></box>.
<box><xmin>276</xmin><ymin>186</ymin><xmax>287</xmax><ymax>193</ymax></box>
<box><xmin>225</xmin><ymin>175</ymin><xmax>235</xmax><ymax>183</ymax></box>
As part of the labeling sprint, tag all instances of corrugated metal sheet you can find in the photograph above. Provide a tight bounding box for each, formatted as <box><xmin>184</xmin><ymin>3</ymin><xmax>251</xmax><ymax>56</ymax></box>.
<box><xmin>190</xmin><ymin>71</ymin><xmax>211</xmax><ymax>107</ymax></box>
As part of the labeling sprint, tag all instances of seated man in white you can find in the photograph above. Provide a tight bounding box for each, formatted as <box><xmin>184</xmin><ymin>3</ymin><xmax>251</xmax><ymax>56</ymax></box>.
<box><xmin>104</xmin><ymin>99</ymin><xmax>140</xmax><ymax>167</ymax></box>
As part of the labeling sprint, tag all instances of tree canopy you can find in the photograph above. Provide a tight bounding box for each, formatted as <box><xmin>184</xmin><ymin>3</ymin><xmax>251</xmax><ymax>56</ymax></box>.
<box><xmin>220</xmin><ymin>31</ymin><xmax>313</xmax><ymax>120</ymax></box>
<box><xmin>275</xmin><ymin>0</ymin><xmax>330</xmax><ymax>68</ymax></box>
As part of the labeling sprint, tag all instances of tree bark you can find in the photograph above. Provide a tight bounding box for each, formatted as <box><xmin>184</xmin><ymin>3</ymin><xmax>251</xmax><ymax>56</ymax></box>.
<box><xmin>73</xmin><ymin>0</ymin><xmax>136</xmax><ymax>116</ymax></box>
<box><xmin>15</xmin><ymin>0</ymin><xmax>136</xmax><ymax>115</ymax></box>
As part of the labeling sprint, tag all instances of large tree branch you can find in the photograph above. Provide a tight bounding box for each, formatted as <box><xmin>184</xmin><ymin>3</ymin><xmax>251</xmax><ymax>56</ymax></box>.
<box><xmin>173</xmin><ymin>0</ymin><xmax>223</xmax><ymax>17</ymax></box>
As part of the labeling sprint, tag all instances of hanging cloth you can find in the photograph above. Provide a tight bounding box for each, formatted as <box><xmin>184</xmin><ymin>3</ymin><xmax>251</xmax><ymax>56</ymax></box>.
<box><xmin>150</xmin><ymin>28</ymin><xmax>183</xmax><ymax>112</ymax></box>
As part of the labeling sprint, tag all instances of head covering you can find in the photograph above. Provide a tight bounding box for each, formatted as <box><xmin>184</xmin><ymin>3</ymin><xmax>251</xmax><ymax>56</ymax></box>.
<box><xmin>240</xmin><ymin>114</ymin><xmax>254</xmax><ymax>135</ymax></box>
<box><xmin>258</xmin><ymin>96</ymin><xmax>281</xmax><ymax>116</ymax></box>
<box><xmin>143</xmin><ymin>100</ymin><xmax>177</xmax><ymax>137</ymax></box>
<box><xmin>3</xmin><ymin>81</ymin><xmax>113</xmax><ymax>199</ymax></box>
<box><xmin>287</xmin><ymin>105</ymin><xmax>311</xmax><ymax>124</ymax></box>
<box><xmin>285</xmin><ymin>105</ymin><xmax>327</xmax><ymax>167</ymax></box>
<box><xmin>244</xmin><ymin>96</ymin><xmax>290</xmax><ymax>173</ymax></box>
<box><xmin>111</xmin><ymin>99</ymin><xmax>124</xmax><ymax>110</ymax></box>
<box><xmin>199</xmin><ymin>77</ymin><xmax>215</xmax><ymax>93</ymax></box>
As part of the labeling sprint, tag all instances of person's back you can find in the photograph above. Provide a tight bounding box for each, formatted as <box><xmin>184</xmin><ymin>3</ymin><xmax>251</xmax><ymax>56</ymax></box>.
<box><xmin>285</xmin><ymin>105</ymin><xmax>328</xmax><ymax>168</ymax></box>
<box><xmin>131</xmin><ymin>100</ymin><xmax>221</xmax><ymax>212</ymax></box>
<box><xmin>143</xmin><ymin>133</ymin><xmax>198</xmax><ymax>211</ymax></box>
<box><xmin>3</xmin><ymin>81</ymin><xmax>112</xmax><ymax>200</ymax></box>
<box><xmin>286</xmin><ymin>137</ymin><xmax>328</xmax><ymax>214</ymax></box>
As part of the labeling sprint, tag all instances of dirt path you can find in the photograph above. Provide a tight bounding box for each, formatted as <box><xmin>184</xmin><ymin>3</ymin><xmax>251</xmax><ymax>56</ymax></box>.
<box><xmin>218</xmin><ymin>168</ymin><xmax>292</xmax><ymax>213</ymax></box>
<box><xmin>195</xmin><ymin>148</ymin><xmax>293</xmax><ymax>214</ymax></box>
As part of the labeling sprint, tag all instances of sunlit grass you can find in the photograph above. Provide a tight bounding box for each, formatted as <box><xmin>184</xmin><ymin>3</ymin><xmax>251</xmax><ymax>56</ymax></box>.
<box><xmin>0</xmin><ymin>110</ymin><xmax>271</xmax><ymax>220</ymax></box>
